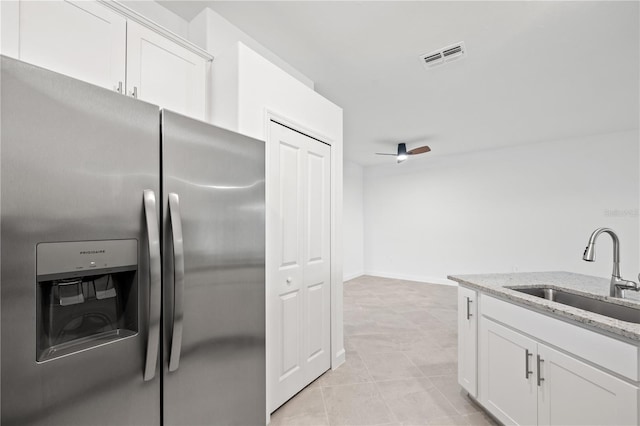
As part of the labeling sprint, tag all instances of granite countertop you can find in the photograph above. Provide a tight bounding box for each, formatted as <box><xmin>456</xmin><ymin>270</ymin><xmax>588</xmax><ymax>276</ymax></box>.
<box><xmin>447</xmin><ymin>271</ymin><xmax>640</xmax><ymax>342</ymax></box>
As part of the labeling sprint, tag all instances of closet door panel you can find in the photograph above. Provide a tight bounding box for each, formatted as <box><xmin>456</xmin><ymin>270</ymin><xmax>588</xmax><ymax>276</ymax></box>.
<box><xmin>268</xmin><ymin>121</ymin><xmax>331</xmax><ymax>412</ymax></box>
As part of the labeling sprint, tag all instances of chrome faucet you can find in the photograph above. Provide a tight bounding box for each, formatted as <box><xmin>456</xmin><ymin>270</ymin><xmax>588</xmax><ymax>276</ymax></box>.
<box><xmin>582</xmin><ymin>228</ymin><xmax>639</xmax><ymax>298</ymax></box>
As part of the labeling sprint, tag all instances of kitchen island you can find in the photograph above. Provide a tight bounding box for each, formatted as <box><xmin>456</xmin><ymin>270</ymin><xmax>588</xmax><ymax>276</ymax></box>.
<box><xmin>448</xmin><ymin>271</ymin><xmax>639</xmax><ymax>426</ymax></box>
<box><xmin>449</xmin><ymin>271</ymin><xmax>640</xmax><ymax>341</ymax></box>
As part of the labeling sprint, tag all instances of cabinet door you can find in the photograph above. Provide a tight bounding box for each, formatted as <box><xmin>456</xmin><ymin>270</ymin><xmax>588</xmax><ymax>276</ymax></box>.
<box><xmin>479</xmin><ymin>318</ymin><xmax>538</xmax><ymax>425</ymax></box>
<box><xmin>458</xmin><ymin>286</ymin><xmax>477</xmax><ymax>397</ymax></box>
<box><xmin>17</xmin><ymin>0</ymin><xmax>126</xmax><ymax>91</ymax></box>
<box><xmin>126</xmin><ymin>20</ymin><xmax>207</xmax><ymax>120</ymax></box>
<box><xmin>537</xmin><ymin>344</ymin><xmax>638</xmax><ymax>426</ymax></box>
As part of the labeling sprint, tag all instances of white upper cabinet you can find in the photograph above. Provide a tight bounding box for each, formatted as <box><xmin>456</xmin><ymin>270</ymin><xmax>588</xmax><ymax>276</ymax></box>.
<box><xmin>16</xmin><ymin>1</ymin><xmax>126</xmax><ymax>92</ymax></box>
<box><xmin>126</xmin><ymin>21</ymin><xmax>206</xmax><ymax>120</ymax></box>
<box><xmin>3</xmin><ymin>1</ymin><xmax>211</xmax><ymax>120</ymax></box>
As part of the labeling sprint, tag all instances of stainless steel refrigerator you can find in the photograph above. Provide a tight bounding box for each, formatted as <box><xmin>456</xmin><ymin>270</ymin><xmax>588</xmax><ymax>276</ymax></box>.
<box><xmin>0</xmin><ymin>55</ymin><xmax>265</xmax><ymax>425</ymax></box>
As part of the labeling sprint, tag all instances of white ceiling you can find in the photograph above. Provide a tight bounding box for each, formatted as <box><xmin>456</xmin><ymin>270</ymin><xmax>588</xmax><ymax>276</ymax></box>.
<box><xmin>160</xmin><ymin>1</ymin><xmax>639</xmax><ymax>166</ymax></box>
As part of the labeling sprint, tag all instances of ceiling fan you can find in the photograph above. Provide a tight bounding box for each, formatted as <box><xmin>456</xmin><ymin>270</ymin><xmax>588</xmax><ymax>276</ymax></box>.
<box><xmin>376</xmin><ymin>143</ymin><xmax>431</xmax><ymax>163</ymax></box>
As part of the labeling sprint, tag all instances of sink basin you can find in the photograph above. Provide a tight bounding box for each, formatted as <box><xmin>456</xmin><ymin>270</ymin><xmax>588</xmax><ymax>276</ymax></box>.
<box><xmin>509</xmin><ymin>287</ymin><xmax>640</xmax><ymax>324</ymax></box>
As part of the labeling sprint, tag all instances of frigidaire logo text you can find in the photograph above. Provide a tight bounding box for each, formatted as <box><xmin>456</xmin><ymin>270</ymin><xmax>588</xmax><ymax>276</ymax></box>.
<box><xmin>80</xmin><ymin>250</ymin><xmax>105</xmax><ymax>255</ymax></box>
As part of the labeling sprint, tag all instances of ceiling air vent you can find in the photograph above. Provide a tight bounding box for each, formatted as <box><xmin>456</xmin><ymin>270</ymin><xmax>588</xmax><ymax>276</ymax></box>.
<box><xmin>442</xmin><ymin>46</ymin><xmax>462</xmax><ymax>57</ymax></box>
<box><xmin>420</xmin><ymin>41</ymin><xmax>466</xmax><ymax>70</ymax></box>
<box><xmin>423</xmin><ymin>52</ymin><xmax>443</xmax><ymax>65</ymax></box>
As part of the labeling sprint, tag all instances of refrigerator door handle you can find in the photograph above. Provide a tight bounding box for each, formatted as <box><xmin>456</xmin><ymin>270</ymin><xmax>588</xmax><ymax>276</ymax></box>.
<box><xmin>168</xmin><ymin>193</ymin><xmax>185</xmax><ymax>372</ymax></box>
<box><xmin>143</xmin><ymin>189</ymin><xmax>161</xmax><ymax>381</ymax></box>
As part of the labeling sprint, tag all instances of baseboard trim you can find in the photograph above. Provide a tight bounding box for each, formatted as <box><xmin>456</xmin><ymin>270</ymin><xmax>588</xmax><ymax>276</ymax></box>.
<box><xmin>332</xmin><ymin>349</ymin><xmax>346</xmax><ymax>370</ymax></box>
<box><xmin>343</xmin><ymin>271</ymin><xmax>365</xmax><ymax>282</ymax></box>
<box><xmin>363</xmin><ymin>271</ymin><xmax>457</xmax><ymax>286</ymax></box>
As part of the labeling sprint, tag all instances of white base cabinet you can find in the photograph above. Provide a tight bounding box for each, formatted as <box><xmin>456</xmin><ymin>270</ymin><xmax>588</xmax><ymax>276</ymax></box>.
<box><xmin>460</xmin><ymin>287</ymin><xmax>640</xmax><ymax>426</ymax></box>
<box><xmin>537</xmin><ymin>344</ymin><xmax>638</xmax><ymax>426</ymax></box>
<box><xmin>479</xmin><ymin>318</ymin><xmax>538</xmax><ymax>425</ymax></box>
<box><xmin>480</xmin><ymin>317</ymin><xmax>639</xmax><ymax>426</ymax></box>
<box><xmin>458</xmin><ymin>286</ymin><xmax>478</xmax><ymax>397</ymax></box>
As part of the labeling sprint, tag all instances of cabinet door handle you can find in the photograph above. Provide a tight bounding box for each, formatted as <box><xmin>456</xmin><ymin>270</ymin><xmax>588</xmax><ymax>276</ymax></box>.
<box><xmin>116</xmin><ymin>81</ymin><xmax>123</xmax><ymax>93</ymax></box>
<box><xmin>130</xmin><ymin>86</ymin><xmax>138</xmax><ymax>99</ymax></box>
<box><xmin>466</xmin><ymin>297</ymin><xmax>473</xmax><ymax>320</ymax></box>
<box><xmin>525</xmin><ymin>349</ymin><xmax>533</xmax><ymax>379</ymax></box>
<box><xmin>537</xmin><ymin>355</ymin><xmax>544</xmax><ymax>386</ymax></box>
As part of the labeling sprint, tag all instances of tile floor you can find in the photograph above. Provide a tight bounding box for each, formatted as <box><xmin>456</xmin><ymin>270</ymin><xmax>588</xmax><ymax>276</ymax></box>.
<box><xmin>270</xmin><ymin>275</ymin><xmax>498</xmax><ymax>426</ymax></box>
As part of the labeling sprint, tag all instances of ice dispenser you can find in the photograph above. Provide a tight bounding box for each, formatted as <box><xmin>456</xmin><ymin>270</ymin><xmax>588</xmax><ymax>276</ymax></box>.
<box><xmin>36</xmin><ymin>240</ymin><xmax>138</xmax><ymax>362</ymax></box>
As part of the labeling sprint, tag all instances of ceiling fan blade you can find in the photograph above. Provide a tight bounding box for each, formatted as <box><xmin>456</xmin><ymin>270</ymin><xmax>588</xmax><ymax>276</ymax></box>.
<box><xmin>375</xmin><ymin>153</ymin><xmax>397</xmax><ymax>156</ymax></box>
<box><xmin>408</xmin><ymin>145</ymin><xmax>431</xmax><ymax>155</ymax></box>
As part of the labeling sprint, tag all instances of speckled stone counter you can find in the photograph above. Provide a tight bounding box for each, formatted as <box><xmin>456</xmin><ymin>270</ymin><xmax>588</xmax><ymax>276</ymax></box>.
<box><xmin>447</xmin><ymin>271</ymin><xmax>640</xmax><ymax>342</ymax></box>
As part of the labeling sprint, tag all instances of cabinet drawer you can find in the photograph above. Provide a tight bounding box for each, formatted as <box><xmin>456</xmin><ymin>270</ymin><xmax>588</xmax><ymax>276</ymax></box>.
<box><xmin>481</xmin><ymin>294</ymin><xmax>638</xmax><ymax>381</ymax></box>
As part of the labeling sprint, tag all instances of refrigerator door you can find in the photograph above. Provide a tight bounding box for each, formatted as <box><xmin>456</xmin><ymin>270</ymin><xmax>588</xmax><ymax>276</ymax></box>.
<box><xmin>1</xmin><ymin>56</ymin><xmax>161</xmax><ymax>425</ymax></box>
<box><xmin>161</xmin><ymin>111</ymin><xmax>266</xmax><ymax>425</ymax></box>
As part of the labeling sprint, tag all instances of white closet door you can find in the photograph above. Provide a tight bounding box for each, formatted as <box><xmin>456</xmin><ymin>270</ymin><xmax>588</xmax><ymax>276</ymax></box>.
<box><xmin>268</xmin><ymin>121</ymin><xmax>331</xmax><ymax>412</ymax></box>
<box><xmin>269</xmin><ymin>122</ymin><xmax>306</xmax><ymax>411</ymax></box>
<box><xmin>126</xmin><ymin>20</ymin><xmax>206</xmax><ymax>120</ymax></box>
<box><xmin>302</xmin><ymin>134</ymin><xmax>331</xmax><ymax>385</ymax></box>
<box><xmin>18</xmin><ymin>0</ymin><xmax>126</xmax><ymax>91</ymax></box>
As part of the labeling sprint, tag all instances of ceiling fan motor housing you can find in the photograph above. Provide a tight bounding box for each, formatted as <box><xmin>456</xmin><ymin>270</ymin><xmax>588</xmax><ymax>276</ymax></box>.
<box><xmin>397</xmin><ymin>143</ymin><xmax>408</xmax><ymax>163</ymax></box>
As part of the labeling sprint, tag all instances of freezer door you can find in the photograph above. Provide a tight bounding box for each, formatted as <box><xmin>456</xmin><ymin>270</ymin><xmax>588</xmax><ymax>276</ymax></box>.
<box><xmin>161</xmin><ymin>111</ymin><xmax>266</xmax><ymax>425</ymax></box>
<box><xmin>0</xmin><ymin>56</ymin><xmax>161</xmax><ymax>425</ymax></box>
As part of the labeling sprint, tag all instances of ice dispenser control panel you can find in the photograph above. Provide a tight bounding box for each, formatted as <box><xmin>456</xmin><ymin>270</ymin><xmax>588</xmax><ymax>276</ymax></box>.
<box><xmin>37</xmin><ymin>239</ymin><xmax>137</xmax><ymax>279</ymax></box>
<box><xmin>36</xmin><ymin>240</ymin><xmax>138</xmax><ymax>362</ymax></box>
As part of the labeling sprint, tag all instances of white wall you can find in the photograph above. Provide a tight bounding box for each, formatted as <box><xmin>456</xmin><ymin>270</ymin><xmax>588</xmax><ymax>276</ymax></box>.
<box><xmin>239</xmin><ymin>44</ymin><xmax>341</xmax><ymax>143</ymax></box>
<box><xmin>188</xmin><ymin>8</ymin><xmax>313</xmax><ymax>89</ymax></box>
<box><xmin>363</xmin><ymin>130</ymin><xmax>639</xmax><ymax>285</ymax></box>
<box><xmin>210</xmin><ymin>43</ymin><xmax>342</xmax><ymax>144</ymax></box>
<box><xmin>209</xmin><ymin>42</ymin><xmax>345</xmax><ymax>370</ymax></box>
<box><xmin>343</xmin><ymin>160</ymin><xmax>364</xmax><ymax>281</ymax></box>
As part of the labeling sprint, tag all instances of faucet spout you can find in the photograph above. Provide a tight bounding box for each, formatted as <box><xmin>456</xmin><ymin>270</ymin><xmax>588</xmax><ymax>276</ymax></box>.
<box><xmin>582</xmin><ymin>228</ymin><xmax>637</xmax><ymax>298</ymax></box>
<box><xmin>583</xmin><ymin>228</ymin><xmax>620</xmax><ymax>278</ymax></box>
